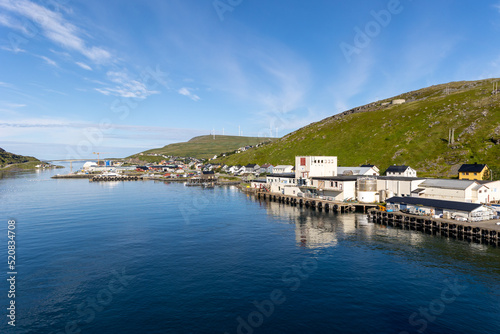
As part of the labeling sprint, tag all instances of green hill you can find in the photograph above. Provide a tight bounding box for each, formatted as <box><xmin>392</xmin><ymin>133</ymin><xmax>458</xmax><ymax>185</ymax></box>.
<box><xmin>129</xmin><ymin>135</ymin><xmax>275</xmax><ymax>161</ymax></box>
<box><xmin>0</xmin><ymin>148</ymin><xmax>40</xmax><ymax>169</ymax></box>
<box><xmin>217</xmin><ymin>79</ymin><xmax>500</xmax><ymax>178</ymax></box>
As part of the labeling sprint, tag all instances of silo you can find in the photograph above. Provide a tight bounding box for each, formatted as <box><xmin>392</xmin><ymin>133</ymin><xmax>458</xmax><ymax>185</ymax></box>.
<box><xmin>358</xmin><ymin>177</ymin><xmax>377</xmax><ymax>203</ymax></box>
<box><xmin>379</xmin><ymin>190</ymin><xmax>386</xmax><ymax>203</ymax></box>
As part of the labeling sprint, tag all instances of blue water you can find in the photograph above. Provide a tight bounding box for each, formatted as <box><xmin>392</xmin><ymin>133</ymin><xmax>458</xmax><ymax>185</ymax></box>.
<box><xmin>0</xmin><ymin>163</ymin><xmax>499</xmax><ymax>334</ymax></box>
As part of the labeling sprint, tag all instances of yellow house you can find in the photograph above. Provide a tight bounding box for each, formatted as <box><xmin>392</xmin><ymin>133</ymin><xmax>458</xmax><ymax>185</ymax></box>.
<box><xmin>458</xmin><ymin>163</ymin><xmax>490</xmax><ymax>180</ymax></box>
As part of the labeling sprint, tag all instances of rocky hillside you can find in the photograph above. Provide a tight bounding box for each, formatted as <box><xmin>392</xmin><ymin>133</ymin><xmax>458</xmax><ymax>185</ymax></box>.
<box><xmin>0</xmin><ymin>148</ymin><xmax>40</xmax><ymax>168</ymax></box>
<box><xmin>217</xmin><ymin>79</ymin><xmax>500</xmax><ymax>178</ymax></box>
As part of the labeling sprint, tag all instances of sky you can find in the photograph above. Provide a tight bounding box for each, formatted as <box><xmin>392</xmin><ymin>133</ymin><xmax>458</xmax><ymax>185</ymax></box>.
<box><xmin>2</xmin><ymin>0</ymin><xmax>500</xmax><ymax>160</ymax></box>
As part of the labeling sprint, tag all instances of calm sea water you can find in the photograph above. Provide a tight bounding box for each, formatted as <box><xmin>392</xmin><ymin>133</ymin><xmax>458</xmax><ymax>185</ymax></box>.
<box><xmin>0</xmin><ymin>163</ymin><xmax>499</xmax><ymax>334</ymax></box>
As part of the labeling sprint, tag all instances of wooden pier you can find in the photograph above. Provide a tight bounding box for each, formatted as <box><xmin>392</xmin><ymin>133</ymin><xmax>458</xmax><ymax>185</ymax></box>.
<box><xmin>90</xmin><ymin>175</ymin><xmax>143</xmax><ymax>181</ymax></box>
<box><xmin>368</xmin><ymin>209</ymin><xmax>500</xmax><ymax>246</ymax></box>
<box><xmin>254</xmin><ymin>190</ymin><xmax>378</xmax><ymax>213</ymax></box>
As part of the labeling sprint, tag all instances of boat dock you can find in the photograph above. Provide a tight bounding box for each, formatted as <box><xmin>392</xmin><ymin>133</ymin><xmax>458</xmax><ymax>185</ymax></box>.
<box><xmin>368</xmin><ymin>209</ymin><xmax>500</xmax><ymax>246</ymax></box>
<box><xmin>253</xmin><ymin>189</ymin><xmax>378</xmax><ymax>213</ymax></box>
<box><xmin>90</xmin><ymin>175</ymin><xmax>143</xmax><ymax>181</ymax></box>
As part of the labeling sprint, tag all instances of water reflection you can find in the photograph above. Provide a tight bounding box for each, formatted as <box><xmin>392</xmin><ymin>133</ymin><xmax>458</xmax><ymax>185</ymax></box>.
<box><xmin>253</xmin><ymin>196</ymin><xmax>500</xmax><ymax>270</ymax></box>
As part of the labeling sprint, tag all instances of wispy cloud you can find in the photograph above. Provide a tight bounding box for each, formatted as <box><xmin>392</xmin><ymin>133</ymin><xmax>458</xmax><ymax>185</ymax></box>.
<box><xmin>178</xmin><ymin>87</ymin><xmax>200</xmax><ymax>101</ymax></box>
<box><xmin>494</xmin><ymin>1</ymin><xmax>500</xmax><ymax>13</ymax></box>
<box><xmin>37</xmin><ymin>55</ymin><xmax>58</xmax><ymax>67</ymax></box>
<box><xmin>95</xmin><ymin>71</ymin><xmax>160</xmax><ymax>99</ymax></box>
<box><xmin>0</xmin><ymin>0</ymin><xmax>111</xmax><ymax>63</ymax></box>
<box><xmin>2</xmin><ymin>102</ymin><xmax>26</xmax><ymax>108</ymax></box>
<box><xmin>75</xmin><ymin>61</ymin><xmax>92</xmax><ymax>71</ymax></box>
<box><xmin>0</xmin><ymin>45</ymin><xmax>26</xmax><ymax>53</ymax></box>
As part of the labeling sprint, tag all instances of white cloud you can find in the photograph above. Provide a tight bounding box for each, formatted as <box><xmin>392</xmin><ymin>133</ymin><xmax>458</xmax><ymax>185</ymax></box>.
<box><xmin>95</xmin><ymin>71</ymin><xmax>160</xmax><ymax>99</ymax></box>
<box><xmin>4</xmin><ymin>102</ymin><xmax>26</xmax><ymax>108</ymax></box>
<box><xmin>75</xmin><ymin>61</ymin><xmax>92</xmax><ymax>71</ymax></box>
<box><xmin>0</xmin><ymin>0</ymin><xmax>111</xmax><ymax>63</ymax></box>
<box><xmin>37</xmin><ymin>55</ymin><xmax>58</xmax><ymax>67</ymax></box>
<box><xmin>178</xmin><ymin>87</ymin><xmax>200</xmax><ymax>101</ymax></box>
<box><xmin>494</xmin><ymin>2</ymin><xmax>500</xmax><ymax>13</ymax></box>
<box><xmin>1</xmin><ymin>45</ymin><xmax>26</xmax><ymax>53</ymax></box>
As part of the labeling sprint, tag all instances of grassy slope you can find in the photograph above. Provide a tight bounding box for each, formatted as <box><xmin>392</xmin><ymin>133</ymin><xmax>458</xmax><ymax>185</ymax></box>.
<box><xmin>129</xmin><ymin>135</ymin><xmax>275</xmax><ymax>160</ymax></box>
<box><xmin>0</xmin><ymin>148</ymin><xmax>40</xmax><ymax>168</ymax></box>
<box><xmin>217</xmin><ymin>79</ymin><xmax>500</xmax><ymax>178</ymax></box>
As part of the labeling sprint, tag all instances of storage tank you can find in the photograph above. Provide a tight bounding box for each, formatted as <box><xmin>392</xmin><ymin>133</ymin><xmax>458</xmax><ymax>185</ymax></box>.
<box><xmin>379</xmin><ymin>190</ymin><xmax>386</xmax><ymax>203</ymax></box>
<box><xmin>358</xmin><ymin>177</ymin><xmax>377</xmax><ymax>203</ymax></box>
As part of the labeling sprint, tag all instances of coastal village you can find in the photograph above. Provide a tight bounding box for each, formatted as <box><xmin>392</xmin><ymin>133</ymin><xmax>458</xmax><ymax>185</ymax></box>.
<box><xmin>73</xmin><ymin>152</ymin><xmax>500</xmax><ymax>224</ymax></box>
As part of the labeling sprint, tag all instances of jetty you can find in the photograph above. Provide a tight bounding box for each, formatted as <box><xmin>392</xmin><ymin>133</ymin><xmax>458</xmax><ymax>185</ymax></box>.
<box><xmin>368</xmin><ymin>209</ymin><xmax>500</xmax><ymax>246</ymax></box>
<box><xmin>52</xmin><ymin>174</ymin><xmax>93</xmax><ymax>179</ymax></box>
<box><xmin>252</xmin><ymin>189</ymin><xmax>378</xmax><ymax>213</ymax></box>
<box><xmin>90</xmin><ymin>174</ymin><xmax>143</xmax><ymax>181</ymax></box>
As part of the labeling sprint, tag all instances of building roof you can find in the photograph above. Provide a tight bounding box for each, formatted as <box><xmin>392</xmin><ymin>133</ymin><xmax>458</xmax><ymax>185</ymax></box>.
<box><xmin>360</xmin><ymin>164</ymin><xmax>375</xmax><ymax>167</ymax></box>
<box><xmin>337</xmin><ymin>167</ymin><xmax>376</xmax><ymax>175</ymax></box>
<box><xmin>261</xmin><ymin>163</ymin><xmax>273</xmax><ymax>168</ymax></box>
<box><xmin>274</xmin><ymin>165</ymin><xmax>293</xmax><ymax>169</ymax></box>
<box><xmin>312</xmin><ymin>175</ymin><xmax>360</xmax><ymax>182</ymax></box>
<box><xmin>385</xmin><ymin>165</ymin><xmax>411</xmax><ymax>173</ymax></box>
<box><xmin>202</xmin><ymin>171</ymin><xmax>215</xmax><ymax>175</ymax></box>
<box><xmin>386</xmin><ymin>196</ymin><xmax>483</xmax><ymax>213</ymax></box>
<box><xmin>377</xmin><ymin>176</ymin><xmax>424</xmax><ymax>181</ymax></box>
<box><xmin>419</xmin><ymin>179</ymin><xmax>477</xmax><ymax>190</ymax></box>
<box><xmin>245</xmin><ymin>164</ymin><xmax>259</xmax><ymax>168</ymax></box>
<box><xmin>458</xmin><ymin>163</ymin><xmax>487</xmax><ymax>173</ymax></box>
<box><xmin>267</xmin><ymin>173</ymin><xmax>296</xmax><ymax>178</ymax></box>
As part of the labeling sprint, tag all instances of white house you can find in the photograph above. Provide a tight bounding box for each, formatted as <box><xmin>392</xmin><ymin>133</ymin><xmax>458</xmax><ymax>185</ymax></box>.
<box><xmin>385</xmin><ymin>165</ymin><xmax>417</xmax><ymax>177</ymax></box>
<box><xmin>295</xmin><ymin>156</ymin><xmax>337</xmax><ymax>183</ymax></box>
<box><xmin>266</xmin><ymin>173</ymin><xmax>298</xmax><ymax>194</ymax></box>
<box><xmin>479</xmin><ymin>180</ymin><xmax>500</xmax><ymax>203</ymax></box>
<box><xmin>311</xmin><ymin>176</ymin><xmax>357</xmax><ymax>202</ymax></box>
<box><xmin>273</xmin><ymin>165</ymin><xmax>294</xmax><ymax>174</ymax></box>
<box><xmin>337</xmin><ymin>166</ymin><xmax>379</xmax><ymax>176</ymax></box>
<box><xmin>415</xmin><ymin>179</ymin><xmax>489</xmax><ymax>204</ymax></box>
<box><xmin>240</xmin><ymin>164</ymin><xmax>260</xmax><ymax>174</ymax></box>
<box><xmin>259</xmin><ymin>163</ymin><xmax>274</xmax><ymax>174</ymax></box>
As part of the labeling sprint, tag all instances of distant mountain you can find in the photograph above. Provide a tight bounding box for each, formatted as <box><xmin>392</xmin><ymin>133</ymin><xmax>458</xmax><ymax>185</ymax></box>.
<box><xmin>129</xmin><ymin>135</ymin><xmax>276</xmax><ymax>161</ymax></box>
<box><xmin>217</xmin><ymin>79</ymin><xmax>500</xmax><ymax>178</ymax></box>
<box><xmin>0</xmin><ymin>148</ymin><xmax>40</xmax><ymax>168</ymax></box>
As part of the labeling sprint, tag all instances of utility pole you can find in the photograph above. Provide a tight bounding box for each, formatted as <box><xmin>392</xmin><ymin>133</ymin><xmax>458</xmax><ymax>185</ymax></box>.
<box><xmin>448</xmin><ymin>128</ymin><xmax>455</xmax><ymax>144</ymax></box>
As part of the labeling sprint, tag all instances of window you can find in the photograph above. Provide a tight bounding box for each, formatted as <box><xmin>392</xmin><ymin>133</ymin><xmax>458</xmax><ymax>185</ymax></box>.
<box><xmin>300</xmin><ymin>158</ymin><xmax>306</xmax><ymax>166</ymax></box>
<box><xmin>474</xmin><ymin>173</ymin><xmax>477</xmax><ymax>176</ymax></box>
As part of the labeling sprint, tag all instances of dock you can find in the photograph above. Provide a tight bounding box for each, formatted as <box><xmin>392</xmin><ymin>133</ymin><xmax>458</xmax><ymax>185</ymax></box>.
<box><xmin>90</xmin><ymin>175</ymin><xmax>144</xmax><ymax>181</ymax></box>
<box><xmin>253</xmin><ymin>189</ymin><xmax>378</xmax><ymax>213</ymax></box>
<box><xmin>368</xmin><ymin>209</ymin><xmax>500</xmax><ymax>246</ymax></box>
<box><xmin>52</xmin><ymin>174</ymin><xmax>94</xmax><ymax>179</ymax></box>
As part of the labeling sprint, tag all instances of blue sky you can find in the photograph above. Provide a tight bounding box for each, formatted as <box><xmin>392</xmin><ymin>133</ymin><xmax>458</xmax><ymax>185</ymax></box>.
<box><xmin>1</xmin><ymin>0</ymin><xmax>500</xmax><ymax>159</ymax></box>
